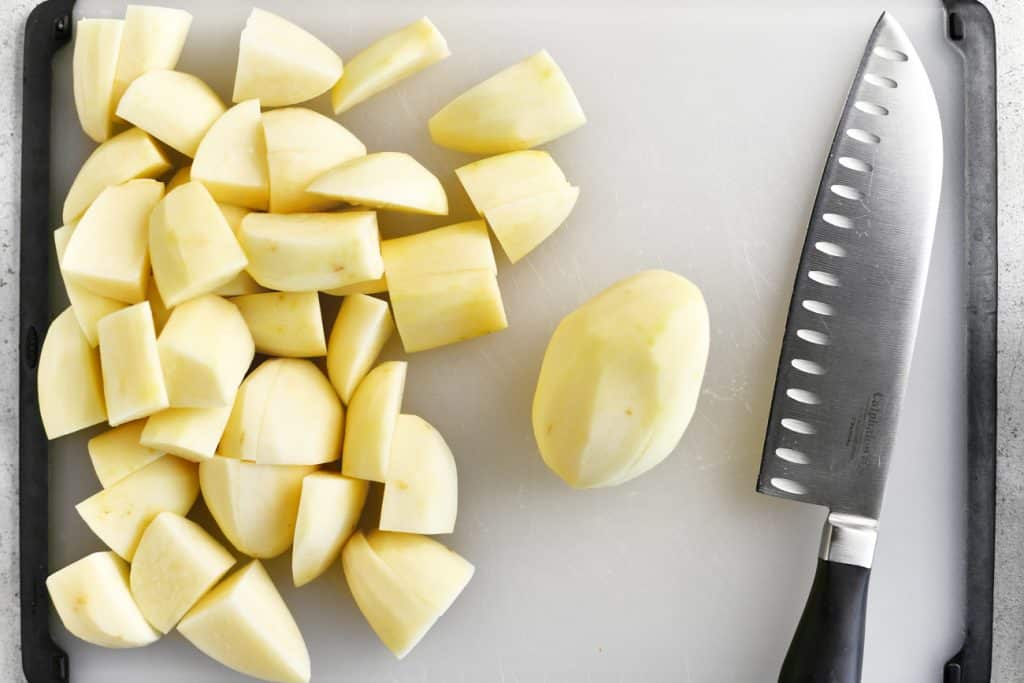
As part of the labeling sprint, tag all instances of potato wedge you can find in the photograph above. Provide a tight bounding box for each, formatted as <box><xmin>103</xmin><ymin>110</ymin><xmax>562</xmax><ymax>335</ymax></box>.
<box><xmin>191</xmin><ymin>100</ymin><xmax>270</xmax><ymax>210</ymax></box>
<box><xmin>263</xmin><ymin>107</ymin><xmax>365</xmax><ymax>213</ymax></box>
<box><xmin>62</xmin><ymin>127</ymin><xmax>170</xmax><ymax>224</ymax></box>
<box><xmin>232</xmin><ymin>291</ymin><xmax>326</xmax><ymax>358</ymax></box>
<box><xmin>62</xmin><ymin>179</ymin><xmax>163</xmax><ymax>304</ymax></box>
<box><xmin>73</xmin><ymin>19</ymin><xmax>124</xmax><ymax>142</ymax></box>
<box><xmin>331</xmin><ymin>17</ymin><xmax>449</xmax><ymax>114</ymax></box>
<box><xmin>37</xmin><ymin>307</ymin><xmax>106</xmax><ymax>439</ymax></box>
<box><xmin>380</xmin><ymin>415</ymin><xmax>458</xmax><ymax>535</ymax></box>
<box><xmin>233</xmin><ymin>8</ymin><xmax>343</xmax><ymax>107</ymax></box>
<box><xmin>484</xmin><ymin>186</ymin><xmax>579</xmax><ymax>263</ymax></box>
<box><xmin>342</xmin><ymin>361</ymin><xmax>405</xmax><ymax>482</ymax></box>
<box><xmin>88</xmin><ymin>421</ymin><xmax>164</xmax><ymax>488</ymax></box>
<box><xmin>76</xmin><ymin>454</ymin><xmax>199</xmax><ymax>561</ymax></box>
<box><xmin>98</xmin><ymin>301</ymin><xmax>169</xmax><ymax>426</ymax></box>
<box><xmin>178</xmin><ymin>560</ymin><xmax>311</xmax><ymax>683</ymax></box>
<box><xmin>292</xmin><ymin>472</ymin><xmax>368</xmax><ymax>587</ymax></box>
<box><xmin>53</xmin><ymin>225</ymin><xmax>124</xmax><ymax>347</ymax></box>
<box><xmin>116</xmin><ymin>70</ymin><xmax>226</xmax><ymax>157</ymax></box>
<box><xmin>240</xmin><ymin>211</ymin><xmax>383</xmax><ymax>292</ymax></box>
<box><xmin>140</xmin><ymin>406</ymin><xmax>232</xmax><ymax>462</ymax></box>
<box><xmin>112</xmin><ymin>5</ymin><xmax>192</xmax><ymax>106</ymax></box>
<box><xmin>307</xmin><ymin>152</ymin><xmax>447</xmax><ymax>216</ymax></box>
<box><xmin>429</xmin><ymin>50</ymin><xmax>585</xmax><ymax>154</ymax></box>
<box><xmin>47</xmin><ymin>552</ymin><xmax>159</xmax><ymax>648</ymax></box>
<box><xmin>455</xmin><ymin>150</ymin><xmax>568</xmax><ymax>215</ymax></box>
<box><xmin>326</xmin><ymin>294</ymin><xmax>393</xmax><ymax>404</ymax></box>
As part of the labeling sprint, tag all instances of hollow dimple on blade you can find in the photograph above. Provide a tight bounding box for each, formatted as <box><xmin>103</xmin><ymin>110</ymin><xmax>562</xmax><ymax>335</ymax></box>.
<box><xmin>756</xmin><ymin>12</ymin><xmax>943</xmax><ymax>519</ymax></box>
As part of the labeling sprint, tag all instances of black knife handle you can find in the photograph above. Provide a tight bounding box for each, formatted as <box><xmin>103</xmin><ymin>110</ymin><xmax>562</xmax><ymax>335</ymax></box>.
<box><xmin>779</xmin><ymin>559</ymin><xmax>871</xmax><ymax>683</ymax></box>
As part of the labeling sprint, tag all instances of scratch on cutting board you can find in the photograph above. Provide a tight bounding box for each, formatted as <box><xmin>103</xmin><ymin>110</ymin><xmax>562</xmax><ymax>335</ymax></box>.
<box><xmin>571</xmin><ymin>253</ymin><xmax>587</xmax><ymax>297</ymax></box>
<box><xmin>740</xmin><ymin>241</ymin><xmax>764</xmax><ymax>302</ymax></box>
<box><xmin>526</xmin><ymin>258</ymin><xmax>554</xmax><ymax>296</ymax></box>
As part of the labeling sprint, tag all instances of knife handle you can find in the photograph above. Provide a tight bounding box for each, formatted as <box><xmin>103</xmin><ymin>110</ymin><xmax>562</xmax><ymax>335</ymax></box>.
<box><xmin>778</xmin><ymin>559</ymin><xmax>871</xmax><ymax>683</ymax></box>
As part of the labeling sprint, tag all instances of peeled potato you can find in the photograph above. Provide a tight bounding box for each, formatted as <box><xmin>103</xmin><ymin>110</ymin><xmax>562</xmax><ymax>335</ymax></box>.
<box><xmin>178</xmin><ymin>560</ymin><xmax>311</xmax><ymax>683</ymax></box>
<box><xmin>342</xmin><ymin>530</ymin><xmax>473</xmax><ymax>659</ymax></box>
<box><xmin>61</xmin><ymin>179</ymin><xmax>163</xmax><ymax>304</ymax></box>
<box><xmin>233</xmin><ymin>8</ymin><xmax>343</xmax><ymax>107</ymax></box>
<box><xmin>141</xmin><ymin>406</ymin><xmax>232</xmax><ymax>462</ymax></box>
<box><xmin>331</xmin><ymin>17</ymin><xmax>449</xmax><ymax>114</ymax></box>
<box><xmin>323</xmin><ymin>275</ymin><xmax>387</xmax><ymax>297</ymax></box>
<box><xmin>240</xmin><ymin>211</ymin><xmax>383</xmax><ymax>292</ymax></box>
<box><xmin>191</xmin><ymin>100</ymin><xmax>270</xmax><ymax>210</ymax></box>
<box><xmin>382</xmin><ymin>220</ymin><xmax>496</xmax><ymax>283</ymax></box>
<box><xmin>262</xmin><ymin>107</ymin><xmax>366</xmax><ymax>213</ymax></box>
<box><xmin>307</xmin><ymin>152</ymin><xmax>447</xmax><ymax>216</ymax></box>
<box><xmin>484</xmin><ymin>186</ymin><xmax>579</xmax><ymax>263</ymax></box>
<box><xmin>62</xmin><ymin>127</ymin><xmax>170</xmax><ymax>224</ymax></box>
<box><xmin>380</xmin><ymin>415</ymin><xmax>458</xmax><ymax>535</ymax></box>
<box><xmin>97</xmin><ymin>301</ymin><xmax>169</xmax><ymax>426</ymax></box>
<box><xmin>232</xmin><ymin>291</ymin><xmax>326</xmax><ymax>358</ymax></box>
<box><xmin>221</xmin><ymin>358</ymin><xmax>343</xmax><ymax>466</ymax></box>
<box><xmin>166</xmin><ymin>165</ymin><xmax>191</xmax><ymax>192</ymax></box>
<box><xmin>342</xmin><ymin>361</ymin><xmax>406</xmax><ymax>482</ymax></box>
<box><xmin>46</xmin><ymin>552</ymin><xmax>159</xmax><ymax>649</ymax></box>
<box><xmin>37</xmin><ymin>308</ymin><xmax>106</xmax><ymax>439</ymax></box>
<box><xmin>326</xmin><ymin>294</ymin><xmax>393</xmax><ymax>404</ymax></box>
<box><xmin>208</xmin><ymin>204</ymin><xmax>265</xmax><ymax>296</ymax></box>
<box><xmin>130</xmin><ymin>512</ymin><xmax>234</xmax><ymax>633</ymax></box>
<box><xmin>533</xmin><ymin>270</ymin><xmax>710</xmax><ymax>488</ymax></box>
<box><xmin>149</xmin><ymin>181</ymin><xmax>249</xmax><ymax>307</ymax></box>
<box><xmin>156</xmin><ymin>294</ymin><xmax>254</xmax><ymax>407</ymax></box>
<box><xmin>429</xmin><ymin>50</ymin><xmax>586</xmax><ymax>154</ymax></box>
<box><xmin>116</xmin><ymin>70</ymin><xmax>226</xmax><ymax>157</ymax></box>
<box><xmin>54</xmin><ymin>225</ymin><xmax>125</xmax><ymax>346</ymax></box>
<box><xmin>199</xmin><ymin>457</ymin><xmax>315</xmax><ymax>558</ymax></box>
<box><xmin>88</xmin><ymin>421</ymin><xmax>164</xmax><ymax>488</ymax></box>
<box><xmin>292</xmin><ymin>472</ymin><xmax>368</xmax><ymax>587</ymax></box>
<box><xmin>455</xmin><ymin>150</ymin><xmax>568</xmax><ymax>215</ymax></box>
<box><xmin>76</xmin><ymin>454</ymin><xmax>199</xmax><ymax>561</ymax></box>
<box><xmin>112</xmin><ymin>5</ymin><xmax>193</xmax><ymax>107</ymax></box>
<box><xmin>72</xmin><ymin>18</ymin><xmax>124</xmax><ymax>142</ymax></box>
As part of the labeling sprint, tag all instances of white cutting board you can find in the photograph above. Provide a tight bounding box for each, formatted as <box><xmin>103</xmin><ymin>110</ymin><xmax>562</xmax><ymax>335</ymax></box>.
<box><xmin>45</xmin><ymin>1</ymin><xmax>967</xmax><ymax>681</ymax></box>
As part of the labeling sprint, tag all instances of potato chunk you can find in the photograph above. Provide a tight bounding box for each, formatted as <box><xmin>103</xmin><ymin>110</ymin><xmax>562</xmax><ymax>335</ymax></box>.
<box><xmin>291</xmin><ymin>472</ymin><xmax>367</xmax><ymax>587</ymax></box>
<box><xmin>232</xmin><ymin>291</ymin><xmax>326</xmax><ymax>358</ymax></box>
<box><xmin>342</xmin><ymin>361</ymin><xmax>405</xmax><ymax>482</ymax></box>
<box><xmin>191</xmin><ymin>99</ymin><xmax>270</xmax><ymax>210</ymax></box>
<box><xmin>116</xmin><ymin>70</ymin><xmax>226</xmax><ymax>157</ymax></box>
<box><xmin>72</xmin><ymin>19</ymin><xmax>124</xmax><ymax>142</ymax></box>
<box><xmin>97</xmin><ymin>301</ymin><xmax>169</xmax><ymax>426</ymax></box>
<box><xmin>380</xmin><ymin>415</ymin><xmax>458</xmax><ymax>535</ymax></box>
<box><xmin>37</xmin><ymin>308</ymin><xmax>106</xmax><ymax>439</ymax></box>
<box><xmin>307</xmin><ymin>152</ymin><xmax>447</xmax><ymax>215</ymax></box>
<box><xmin>112</xmin><ymin>5</ymin><xmax>192</xmax><ymax>106</ymax></box>
<box><xmin>325</xmin><ymin>294</ymin><xmax>393</xmax><ymax>404</ymax></box>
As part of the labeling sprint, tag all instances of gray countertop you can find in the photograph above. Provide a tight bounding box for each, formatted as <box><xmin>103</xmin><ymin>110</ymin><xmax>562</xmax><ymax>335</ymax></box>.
<box><xmin>1</xmin><ymin>1</ymin><xmax>1022</xmax><ymax>681</ymax></box>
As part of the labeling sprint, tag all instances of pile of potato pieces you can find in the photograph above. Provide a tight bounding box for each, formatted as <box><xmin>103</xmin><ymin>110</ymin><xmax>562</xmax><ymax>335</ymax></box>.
<box><xmin>41</xmin><ymin>5</ymin><xmax>587</xmax><ymax>682</ymax></box>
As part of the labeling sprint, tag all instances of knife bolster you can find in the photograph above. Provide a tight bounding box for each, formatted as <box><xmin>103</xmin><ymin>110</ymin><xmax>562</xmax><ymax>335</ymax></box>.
<box><xmin>818</xmin><ymin>512</ymin><xmax>878</xmax><ymax>568</ymax></box>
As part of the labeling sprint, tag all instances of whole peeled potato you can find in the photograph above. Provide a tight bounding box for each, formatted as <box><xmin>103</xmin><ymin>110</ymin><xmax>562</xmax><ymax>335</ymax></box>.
<box><xmin>532</xmin><ymin>270</ymin><xmax>709</xmax><ymax>488</ymax></box>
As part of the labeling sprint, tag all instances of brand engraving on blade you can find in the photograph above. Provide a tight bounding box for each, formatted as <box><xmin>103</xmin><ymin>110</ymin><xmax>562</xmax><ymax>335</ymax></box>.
<box><xmin>844</xmin><ymin>392</ymin><xmax>886</xmax><ymax>465</ymax></box>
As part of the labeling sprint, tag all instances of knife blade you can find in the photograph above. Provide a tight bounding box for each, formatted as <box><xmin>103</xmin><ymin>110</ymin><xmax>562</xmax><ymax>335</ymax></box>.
<box><xmin>756</xmin><ymin>12</ymin><xmax>942</xmax><ymax>683</ymax></box>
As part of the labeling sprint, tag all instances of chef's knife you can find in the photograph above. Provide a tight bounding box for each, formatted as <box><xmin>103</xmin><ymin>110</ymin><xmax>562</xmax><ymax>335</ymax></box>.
<box><xmin>757</xmin><ymin>12</ymin><xmax>942</xmax><ymax>683</ymax></box>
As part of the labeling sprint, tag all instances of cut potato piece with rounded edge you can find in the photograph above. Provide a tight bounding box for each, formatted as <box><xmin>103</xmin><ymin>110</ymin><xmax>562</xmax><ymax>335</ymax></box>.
<box><xmin>233</xmin><ymin>8</ymin><xmax>343</xmax><ymax>107</ymax></box>
<box><xmin>533</xmin><ymin>270</ymin><xmax>710</xmax><ymax>488</ymax></box>
<box><xmin>390</xmin><ymin>271</ymin><xmax>507</xmax><ymax>353</ymax></box>
<box><xmin>455</xmin><ymin>150</ymin><xmax>568</xmax><ymax>215</ymax></box>
<box><xmin>166</xmin><ymin>165</ymin><xmax>191</xmax><ymax>192</ymax></box>
<box><xmin>232</xmin><ymin>291</ymin><xmax>326</xmax><ymax>357</ymax></box>
<box><xmin>326</xmin><ymin>294</ymin><xmax>393</xmax><ymax>404</ymax></box>
<box><xmin>130</xmin><ymin>512</ymin><xmax>234</xmax><ymax>633</ymax></box>
<box><xmin>429</xmin><ymin>50</ymin><xmax>586</xmax><ymax>154</ymax></box>
<box><xmin>47</xmin><ymin>551</ymin><xmax>159</xmax><ymax>649</ymax></box>
<box><xmin>221</xmin><ymin>358</ymin><xmax>343</xmax><ymax>466</ymax></box>
<box><xmin>38</xmin><ymin>308</ymin><xmax>106</xmax><ymax>439</ymax></box>
<box><xmin>292</xmin><ymin>472</ymin><xmax>368</xmax><ymax>587</ymax></box>
<box><xmin>178</xmin><ymin>560</ymin><xmax>311</xmax><ymax>683</ymax></box>
<box><xmin>157</xmin><ymin>295</ymin><xmax>254</xmax><ymax>407</ymax></box>
<box><xmin>191</xmin><ymin>99</ymin><xmax>270</xmax><ymax>210</ymax></box>
<box><xmin>323</xmin><ymin>275</ymin><xmax>387</xmax><ymax>297</ymax></box>
<box><xmin>240</xmin><ymin>211</ymin><xmax>383</xmax><ymax>292</ymax></box>
<box><xmin>484</xmin><ymin>186</ymin><xmax>579</xmax><ymax>263</ymax></box>
<box><xmin>342</xmin><ymin>361</ymin><xmax>405</xmax><ymax>482</ymax></box>
<box><xmin>140</xmin><ymin>405</ymin><xmax>232</xmax><ymax>462</ymax></box>
<box><xmin>146</xmin><ymin>272</ymin><xmax>172</xmax><ymax>335</ymax></box>
<box><xmin>54</xmin><ymin>225</ymin><xmax>126</xmax><ymax>347</ymax></box>
<box><xmin>342</xmin><ymin>530</ymin><xmax>473</xmax><ymax>659</ymax></box>
<box><xmin>307</xmin><ymin>152</ymin><xmax>447</xmax><ymax>216</ymax></box>
<box><xmin>263</xmin><ymin>107</ymin><xmax>366</xmax><ymax>213</ymax></box>
<box><xmin>112</xmin><ymin>5</ymin><xmax>193</xmax><ymax>107</ymax></box>
<box><xmin>116</xmin><ymin>70</ymin><xmax>226</xmax><ymax>157</ymax></box>
<box><xmin>149</xmin><ymin>182</ymin><xmax>249</xmax><ymax>307</ymax></box>
<box><xmin>331</xmin><ymin>17</ymin><xmax>449</xmax><ymax>114</ymax></box>
<box><xmin>380</xmin><ymin>415</ymin><xmax>457</xmax><ymax>535</ymax></box>
<box><xmin>199</xmin><ymin>457</ymin><xmax>315</xmax><ymax>558</ymax></box>
<box><xmin>76</xmin><ymin>454</ymin><xmax>199</xmax><ymax>561</ymax></box>
<box><xmin>62</xmin><ymin>179</ymin><xmax>163</xmax><ymax>304</ymax></box>
<box><xmin>98</xmin><ymin>302</ymin><xmax>169</xmax><ymax>426</ymax></box>
<box><xmin>62</xmin><ymin>127</ymin><xmax>170</xmax><ymax>224</ymax></box>
<box><xmin>381</xmin><ymin>220</ymin><xmax>496</xmax><ymax>285</ymax></box>
<box><xmin>73</xmin><ymin>19</ymin><xmax>124</xmax><ymax>142</ymax></box>
<box><xmin>88</xmin><ymin>421</ymin><xmax>164</xmax><ymax>488</ymax></box>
